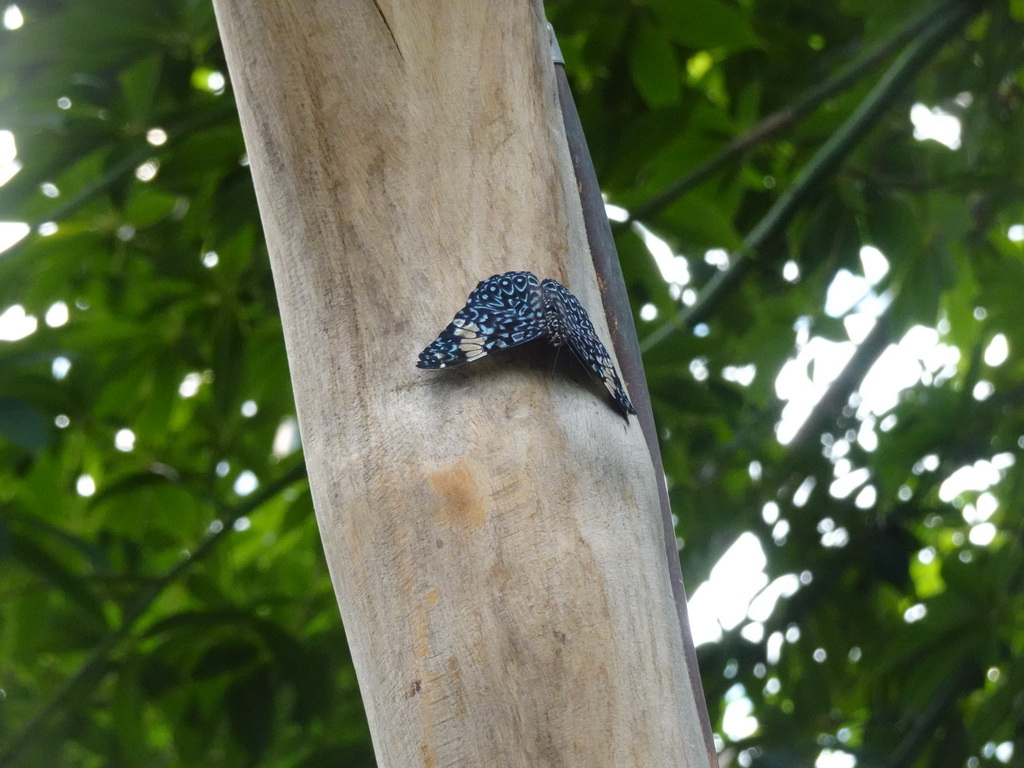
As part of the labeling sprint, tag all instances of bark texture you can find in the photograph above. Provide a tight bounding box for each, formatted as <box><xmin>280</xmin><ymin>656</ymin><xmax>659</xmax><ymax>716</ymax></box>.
<box><xmin>212</xmin><ymin>1</ymin><xmax>711</xmax><ymax>765</ymax></box>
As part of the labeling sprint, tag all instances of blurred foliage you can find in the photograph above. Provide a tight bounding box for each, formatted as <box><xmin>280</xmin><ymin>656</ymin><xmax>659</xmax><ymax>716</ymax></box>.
<box><xmin>0</xmin><ymin>0</ymin><xmax>1022</xmax><ymax>766</ymax></box>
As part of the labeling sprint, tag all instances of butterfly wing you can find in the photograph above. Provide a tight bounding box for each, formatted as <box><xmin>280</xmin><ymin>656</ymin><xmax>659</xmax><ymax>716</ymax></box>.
<box><xmin>417</xmin><ymin>271</ymin><xmax>547</xmax><ymax>368</ymax></box>
<box><xmin>540</xmin><ymin>278</ymin><xmax>636</xmax><ymax>416</ymax></box>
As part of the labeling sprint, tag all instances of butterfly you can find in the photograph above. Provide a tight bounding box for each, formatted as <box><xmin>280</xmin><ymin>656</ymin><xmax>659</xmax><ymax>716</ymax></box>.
<box><xmin>417</xmin><ymin>271</ymin><xmax>636</xmax><ymax>416</ymax></box>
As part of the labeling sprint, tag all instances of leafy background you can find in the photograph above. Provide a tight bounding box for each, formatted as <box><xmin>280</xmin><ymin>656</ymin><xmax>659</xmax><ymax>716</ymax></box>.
<box><xmin>1</xmin><ymin>0</ymin><xmax>1022</xmax><ymax>766</ymax></box>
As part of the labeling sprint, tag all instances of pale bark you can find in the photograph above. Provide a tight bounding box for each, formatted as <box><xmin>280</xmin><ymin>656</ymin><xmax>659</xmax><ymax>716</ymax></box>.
<box><xmin>212</xmin><ymin>1</ymin><xmax>711</xmax><ymax>765</ymax></box>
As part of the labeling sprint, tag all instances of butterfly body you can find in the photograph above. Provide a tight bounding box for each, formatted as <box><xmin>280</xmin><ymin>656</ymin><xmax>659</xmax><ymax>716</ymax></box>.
<box><xmin>417</xmin><ymin>271</ymin><xmax>635</xmax><ymax>416</ymax></box>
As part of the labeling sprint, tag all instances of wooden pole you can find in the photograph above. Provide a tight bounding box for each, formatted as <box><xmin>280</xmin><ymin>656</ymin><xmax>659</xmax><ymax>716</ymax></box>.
<box><xmin>212</xmin><ymin>1</ymin><xmax>712</xmax><ymax>765</ymax></box>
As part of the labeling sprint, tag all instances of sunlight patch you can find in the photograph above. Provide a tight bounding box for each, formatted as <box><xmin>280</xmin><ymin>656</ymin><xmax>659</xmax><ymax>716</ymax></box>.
<box><xmin>51</xmin><ymin>356</ymin><xmax>71</xmax><ymax>380</ymax></box>
<box><xmin>76</xmin><ymin>474</ymin><xmax>96</xmax><ymax>497</ymax></box>
<box><xmin>910</xmin><ymin>103</ymin><xmax>961</xmax><ymax>150</ymax></box>
<box><xmin>0</xmin><ymin>304</ymin><xmax>37</xmax><ymax>340</ymax></box>
<box><xmin>721</xmin><ymin>684</ymin><xmax>758</xmax><ymax>741</ymax></box>
<box><xmin>688</xmin><ymin>533</ymin><xmax>770</xmax><ymax>646</ymax></box>
<box><xmin>983</xmin><ymin>333</ymin><xmax>1008</xmax><ymax>367</ymax></box>
<box><xmin>3</xmin><ymin>5</ymin><xmax>23</xmax><ymax>29</ymax></box>
<box><xmin>817</xmin><ymin>749</ymin><xmax>857</xmax><ymax>768</ymax></box>
<box><xmin>114</xmin><ymin>428</ymin><xmax>136</xmax><ymax>452</ymax></box>
<box><xmin>233</xmin><ymin>470</ymin><xmax>258</xmax><ymax>497</ymax></box>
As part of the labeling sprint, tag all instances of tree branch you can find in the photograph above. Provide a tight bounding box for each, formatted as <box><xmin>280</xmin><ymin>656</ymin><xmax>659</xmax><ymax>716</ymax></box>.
<box><xmin>786</xmin><ymin>309</ymin><xmax>892</xmax><ymax>453</ymax></box>
<box><xmin>641</xmin><ymin>0</ymin><xmax>985</xmax><ymax>350</ymax></box>
<box><xmin>886</xmin><ymin>663</ymin><xmax>976</xmax><ymax>768</ymax></box>
<box><xmin>624</xmin><ymin>0</ymin><xmax>963</xmax><ymax>225</ymax></box>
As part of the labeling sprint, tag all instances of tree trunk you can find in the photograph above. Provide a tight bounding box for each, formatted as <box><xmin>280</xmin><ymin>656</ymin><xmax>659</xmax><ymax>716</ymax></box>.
<box><xmin>212</xmin><ymin>1</ymin><xmax>712</xmax><ymax>765</ymax></box>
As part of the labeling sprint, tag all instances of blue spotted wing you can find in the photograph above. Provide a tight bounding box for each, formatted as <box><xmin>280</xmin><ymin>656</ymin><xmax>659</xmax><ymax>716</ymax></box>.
<box><xmin>540</xmin><ymin>278</ymin><xmax>636</xmax><ymax>416</ymax></box>
<box><xmin>417</xmin><ymin>271</ymin><xmax>546</xmax><ymax>369</ymax></box>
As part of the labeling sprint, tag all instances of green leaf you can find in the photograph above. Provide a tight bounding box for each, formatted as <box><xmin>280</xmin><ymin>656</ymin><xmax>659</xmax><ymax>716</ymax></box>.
<box><xmin>797</xmin><ymin>191</ymin><xmax>862</xmax><ymax>279</ymax></box>
<box><xmin>118</xmin><ymin>55</ymin><xmax>163</xmax><ymax>126</ymax></box>
<box><xmin>645</xmin><ymin>0</ymin><xmax>763</xmax><ymax>50</ymax></box>
<box><xmin>113</xmin><ymin>654</ymin><xmax>149</xmax><ymax>763</ymax></box>
<box><xmin>629</xmin><ymin>20</ymin><xmax>682</xmax><ymax>109</ymax></box>
<box><xmin>122</xmin><ymin>184</ymin><xmax>180</xmax><ymax>229</ymax></box>
<box><xmin>226</xmin><ymin>665</ymin><xmax>276</xmax><ymax>760</ymax></box>
<box><xmin>9</xmin><ymin>527</ymin><xmax>108</xmax><ymax>627</ymax></box>
<box><xmin>861</xmin><ymin>186</ymin><xmax>922</xmax><ymax>273</ymax></box>
<box><xmin>193</xmin><ymin>640</ymin><xmax>262</xmax><ymax>680</ymax></box>
<box><xmin>657</xmin><ymin>193</ymin><xmax>743</xmax><ymax>251</ymax></box>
